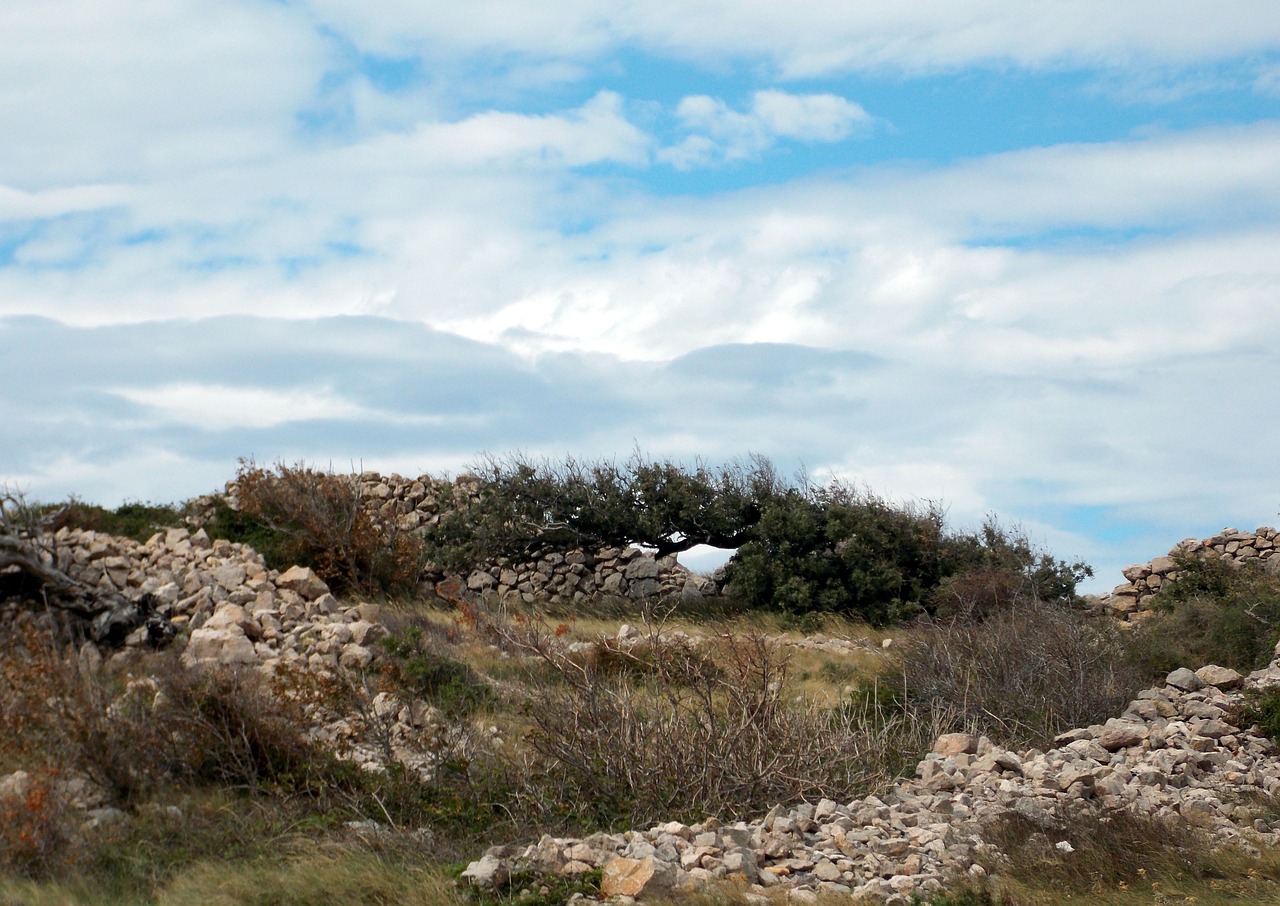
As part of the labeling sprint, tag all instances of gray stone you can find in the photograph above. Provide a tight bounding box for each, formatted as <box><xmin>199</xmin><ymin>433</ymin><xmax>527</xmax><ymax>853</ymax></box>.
<box><xmin>1166</xmin><ymin>668</ymin><xmax>1203</xmax><ymax>692</ymax></box>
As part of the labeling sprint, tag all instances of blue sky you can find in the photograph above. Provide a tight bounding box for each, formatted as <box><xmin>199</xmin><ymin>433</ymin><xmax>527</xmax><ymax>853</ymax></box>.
<box><xmin>4</xmin><ymin>2</ymin><xmax>1280</xmax><ymax>590</ymax></box>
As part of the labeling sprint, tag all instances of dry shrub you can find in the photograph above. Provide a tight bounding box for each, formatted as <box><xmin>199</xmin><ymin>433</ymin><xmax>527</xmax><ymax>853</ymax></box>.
<box><xmin>897</xmin><ymin>602</ymin><xmax>1145</xmax><ymax>748</ymax></box>
<box><xmin>0</xmin><ymin>625</ymin><xmax>349</xmax><ymax>804</ymax></box>
<box><xmin>0</xmin><ymin>770</ymin><xmax>76</xmax><ymax>880</ymax></box>
<box><xmin>927</xmin><ymin>568</ymin><xmax>1030</xmax><ymax>623</ymax></box>
<box><xmin>504</xmin><ymin>619</ymin><xmax>945</xmax><ymax>826</ymax></box>
<box><xmin>230</xmin><ymin>460</ymin><xmax>427</xmax><ymax>596</ymax></box>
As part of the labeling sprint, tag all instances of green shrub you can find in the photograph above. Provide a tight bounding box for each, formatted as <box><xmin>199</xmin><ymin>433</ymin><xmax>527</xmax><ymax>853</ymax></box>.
<box><xmin>1240</xmin><ymin>686</ymin><xmax>1280</xmax><ymax>744</ymax></box>
<box><xmin>1126</xmin><ymin>554</ymin><xmax>1280</xmax><ymax>676</ymax></box>
<box><xmin>42</xmin><ymin>499</ymin><xmax>187</xmax><ymax>543</ymax></box>
<box><xmin>380</xmin><ymin>628</ymin><xmax>493</xmax><ymax>718</ymax></box>
<box><xmin>725</xmin><ymin>484</ymin><xmax>952</xmax><ymax>625</ymax></box>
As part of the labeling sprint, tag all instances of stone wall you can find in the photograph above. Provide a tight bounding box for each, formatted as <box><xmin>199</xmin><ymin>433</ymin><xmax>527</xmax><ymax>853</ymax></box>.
<box><xmin>206</xmin><ymin>470</ymin><xmax>724</xmax><ymax>607</ymax></box>
<box><xmin>1103</xmin><ymin>526</ymin><xmax>1280</xmax><ymax>619</ymax></box>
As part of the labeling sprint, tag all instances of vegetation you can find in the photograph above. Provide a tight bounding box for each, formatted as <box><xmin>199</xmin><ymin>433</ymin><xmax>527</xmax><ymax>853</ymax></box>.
<box><xmin>8</xmin><ymin>457</ymin><xmax>1280</xmax><ymax>905</ymax></box>
<box><xmin>884</xmin><ymin>601</ymin><xmax>1145</xmax><ymax>749</ymax></box>
<box><xmin>1126</xmin><ymin>552</ymin><xmax>1280</xmax><ymax>676</ymax></box>
<box><xmin>211</xmin><ymin>460</ymin><xmax>429</xmax><ymax>597</ymax></box>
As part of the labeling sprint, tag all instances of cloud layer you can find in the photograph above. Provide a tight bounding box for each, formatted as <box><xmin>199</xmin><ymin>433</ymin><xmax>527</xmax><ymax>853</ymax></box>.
<box><xmin>3</xmin><ymin>2</ymin><xmax>1280</xmax><ymax>592</ymax></box>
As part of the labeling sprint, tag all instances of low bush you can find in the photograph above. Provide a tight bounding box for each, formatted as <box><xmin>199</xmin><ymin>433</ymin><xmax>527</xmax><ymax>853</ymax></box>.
<box><xmin>888</xmin><ymin>602</ymin><xmax>1145</xmax><ymax>748</ymax></box>
<box><xmin>0</xmin><ymin>626</ymin><xmax>358</xmax><ymax>804</ymax></box>
<box><xmin>0</xmin><ymin>770</ymin><xmax>76</xmax><ymax>880</ymax></box>
<box><xmin>215</xmin><ymin>460</ymin><xmax>428</xmax><ymax>596</ymax></box>
<box><xmin>508</xmin><ymin>620</ymin><xmax>943</xmax><ymax>826</ymax></box>
<box><xmin>1125</xmin><ymin>553</ymin><xmax>1280</xmax><ymax>676</ymax></box>
<box><xmin>40</xmin><ymin>500</ymin><xmax>187</xmax><ymax>543</ymax></box>
<box><xmin>379</xmin><ymin>628</ymin><xmax>493</xmax><ymax>719</ymax></box>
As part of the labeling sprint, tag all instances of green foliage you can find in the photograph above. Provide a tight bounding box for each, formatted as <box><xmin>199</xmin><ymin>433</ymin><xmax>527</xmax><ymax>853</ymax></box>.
<box><xmin>725</xmin><ymin>483</ymin><xmax>953</xmax><ymax>625</ymax></box>
<box><xmin>41</xmin><ymin>499</ymin><xmax>187</xmax><ymax>543</ymax></box>
<box><xmin>380</xmin><ymin>628</ymin><xmax>493</xmax><ymax>718</ymax></box>
<box><xmin>930</xmin><ymin>518</ymin><xmax>1093</xmax><ymax>621</ymax></box>
<box><xmin>427</xmin><ymin>452</ymin><xmax>783</xmax><ymax>571</ymax></box>
<box><xmin>1126</xmin><ymin>554</ymin><xmax>1280</xmax><ymax>676</ymax></box>
<box><xmin>1240</xmin><ymin>687</ymin><xmax>1280</xmax><ymax>745</ymax></box>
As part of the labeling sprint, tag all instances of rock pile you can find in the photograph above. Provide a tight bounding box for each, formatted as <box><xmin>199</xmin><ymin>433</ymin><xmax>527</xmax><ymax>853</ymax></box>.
<box><xmin>35</xmin><ymin>524</ymin><xmax>386</xmax><ymax>675</ymax></box>
<box><xmin>6</xmin><ymin>524</ymin><xmax>477</xmax><ymax>780</ymax></box>
<box><xmin>1103</xmin><ymin>526</ymin><xmax>1280</xmax><ymax>618</ymax></box>
<box><xmin>462</xmin><ymin>659</ymin><xmax>1280</xmax><ymax>904</ymax></box>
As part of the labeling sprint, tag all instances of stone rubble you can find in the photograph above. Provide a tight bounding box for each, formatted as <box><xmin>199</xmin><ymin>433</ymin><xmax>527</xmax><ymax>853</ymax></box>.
<box><xmin>1101</xmin><ymin>526</ymin><xmax>1280</xmax><ymax>619</ymax></box>
<box><xmin>462</xmin><ymin>658</ymin><xmax>1280</xmax><ymax>904</ymax></box>
<box><xmin>4</xmin><ymin>524</ymin><xmax>470</xmax><ymax>780</ymax></box>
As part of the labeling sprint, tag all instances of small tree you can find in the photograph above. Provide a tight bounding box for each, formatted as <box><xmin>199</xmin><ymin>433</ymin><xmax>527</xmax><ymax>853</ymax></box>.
<box><xmin>725</xmin><ymin>482</ymin><xmax>953</xmax><ymax>625</ymax></box>
<box><xmin>425</xmin><ymin>452</ymin><xmax>784</xmax><ymax>569</ymax></box>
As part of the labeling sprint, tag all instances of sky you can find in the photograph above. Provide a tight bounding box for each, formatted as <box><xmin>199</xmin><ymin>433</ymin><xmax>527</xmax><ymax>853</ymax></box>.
<box><xmin>3</xmin><ymin>1</ymin><xmax>1280</xmax><ymax>591</ymax></box>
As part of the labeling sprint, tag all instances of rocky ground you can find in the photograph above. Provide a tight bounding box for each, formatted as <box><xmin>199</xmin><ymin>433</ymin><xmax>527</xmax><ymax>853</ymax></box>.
<box><xmin>461</xmin><ymin>660</ymin><xmax>1280</xmax><ymax>904</ymax></box>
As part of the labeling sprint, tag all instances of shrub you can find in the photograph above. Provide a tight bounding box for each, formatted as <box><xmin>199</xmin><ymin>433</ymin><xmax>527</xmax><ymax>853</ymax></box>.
<box><xmin>219</xmin><ymin>460</ymin><xmax>428</xmax><ymax>596</ymax></box>
<box><xmin>726</xmin><ymin>484</ymin><xmax>953</xmax><ymax>625</ymax></box>
<box><xmin>979</xmin><ymin>804</ymin><xmax>1230</xmax><ymax>894</ymax></box>
<box><xmin>379</xmin><ymin>628</ymin><xmax>493</xmax><ymax>719</ymax></box>
<box><xmin>506</xmin><ymin>619</ymin><xmax>942</xmax><ymax>826</ymax></box>
<box><xmin>0</xmin><ymin>770</ymin><xmax>76</xmax><ymax>880</ymax></box>
<box><xmin>891</xmin><ymin>602</ymin><xmax>1145</xmax><ymax>748</ymax></box>
<box><xmin>425</xmin><ymin>452</ymin><xmax>783</xmax><ymax>571</ymax></box>
<box><xmin>41</xmin><ymin>500</ymin><xmax>187</xmax><ymax>543</ymax></box>
<box><xmin>0</xmin><ymin>626</ymin><xmax>357</xmax><ymax>804</ymax></box>
<box><xmin>1126</xmin><ymin>553</ymin><xmax>1280</xmax><ymax>676</ymax></box>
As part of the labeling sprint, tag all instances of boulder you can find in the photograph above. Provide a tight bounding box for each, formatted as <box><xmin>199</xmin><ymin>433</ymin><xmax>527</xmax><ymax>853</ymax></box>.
<box><xmin>601</xmin><ymin>856</ymin><xmax>677</xmax><ymax>898</ymax></box>
<box><xmin>276</xmin><ymin>566</ymin><xmax>330</xmax><ymax>600</ymax></box>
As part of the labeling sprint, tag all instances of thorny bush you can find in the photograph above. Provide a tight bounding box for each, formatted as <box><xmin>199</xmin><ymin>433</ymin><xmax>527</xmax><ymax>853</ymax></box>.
<box><xmin>890</xmin><ymin>601</ymin><xmax>1146</xmax><ymax>749</ymax></box>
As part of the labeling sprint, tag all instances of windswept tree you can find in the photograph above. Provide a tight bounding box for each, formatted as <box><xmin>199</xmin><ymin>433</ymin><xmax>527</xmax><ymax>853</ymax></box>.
<box><xmin>426</xmin><ymin>452</ymin><xmax>786</xmax><ymax>569</ymax></box>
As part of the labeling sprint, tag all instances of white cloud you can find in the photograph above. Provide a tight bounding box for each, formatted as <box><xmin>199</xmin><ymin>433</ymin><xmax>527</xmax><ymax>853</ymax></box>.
<box><xmin>360</xmin><ymin>91</ymin><xmax>651</xmax><ymax>169</ymax></box>
<box><xmin>111</xmin><ymin>384</ymin><xmax>367</xmax><ymax>430</ymax></box>
<box><xmin>660</xmin><ymin>90</ymin><xmax>869</xmax><ymax>167</ymax></box>
<box><xmin>0</xmin><ymin>0</ymin><xmax>327</xmax><ymax>188</ymax></box>
<box><xmin>300</xmin><ymin>1</ymin><xmax>1280</xmax><ymax>78</ymax></box>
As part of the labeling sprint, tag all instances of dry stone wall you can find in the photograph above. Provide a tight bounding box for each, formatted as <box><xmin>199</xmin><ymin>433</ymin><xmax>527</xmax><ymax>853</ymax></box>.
<box><xmin>207</xmin><ymin>470</ymin><xmax>724</xmax><ymax>607</ymax></box>
<box><xmin>1103</xmin><ymin>526</ymin><xmax>1280</xmax><ymax>619</ymax></box>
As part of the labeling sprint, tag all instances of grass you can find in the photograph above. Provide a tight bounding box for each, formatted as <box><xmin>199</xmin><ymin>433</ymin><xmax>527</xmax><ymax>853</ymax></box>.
<box><xmin>5</xmin><ymin>537</ymin><xmax>1280</xmax><ymax>906</ymax></box>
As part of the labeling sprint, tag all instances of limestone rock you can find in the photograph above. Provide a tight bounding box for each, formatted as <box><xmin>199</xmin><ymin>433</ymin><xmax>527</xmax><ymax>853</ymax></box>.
<box><xmin>1195</xmin><ymin>665</ymin><xmax>1243</xmax><ymax>690</ymax></box>
<box><xmin>602</xmin><ymin>856</ymin><xmax>677</xmax><ymax>898</ymax></box>
<box><xmin>932</xmin><ymin>733</ymin><xmax>979</xmax><ymax>756</ymax></box>
<box><xmin>276</xmin><ymin>566</ymin><xmax>330</xmax><ymax>600</ymax></box>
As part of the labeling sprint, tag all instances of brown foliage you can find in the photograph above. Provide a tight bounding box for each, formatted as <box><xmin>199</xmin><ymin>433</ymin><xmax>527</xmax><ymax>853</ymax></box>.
<box><xmin>232</xmin><ymin>460</ymin><xmax>427</xmax><ymax>595</ymax></box>
<box><xmin>896</xmin><ymin>602</ymin><xmax>1146</xmax><ymax>748</ymax></box>
<box><xmin>498</xmin><ymin>615</ymin><xmax>941</xmax><ymax>826</ymax></box>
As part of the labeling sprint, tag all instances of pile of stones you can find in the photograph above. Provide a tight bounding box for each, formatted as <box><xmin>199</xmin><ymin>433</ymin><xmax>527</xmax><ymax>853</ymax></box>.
<box><xmin>1103</xmin><ymin>526</ymin><xmax>1280</xmax><ymax>618</ymax></box>
<box><xmin>9</xmin><ymin>525</ymin><xmax>468</xmax><ymax>779</ymax></box>
<box><xmin>462</xmin><ymin>659</ymin><xmax>1280</xmax><ymax>903</ymax></box>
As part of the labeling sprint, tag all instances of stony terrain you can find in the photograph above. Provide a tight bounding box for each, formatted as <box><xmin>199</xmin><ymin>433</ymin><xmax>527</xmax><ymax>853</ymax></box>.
<box><xmin>462</xmin><ymin>659</ymin><xmax>1280</xmax><ymax>903</ymax></box>
<box><xmin>1103</xmin><ymin>526</ymin><xmax>1280</xmax><ymax>618</ymax></box>
<box><xmin>7</xmin><ymin>518</ymin><xmax>1280</xmax><ymax>903</ymax></box>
